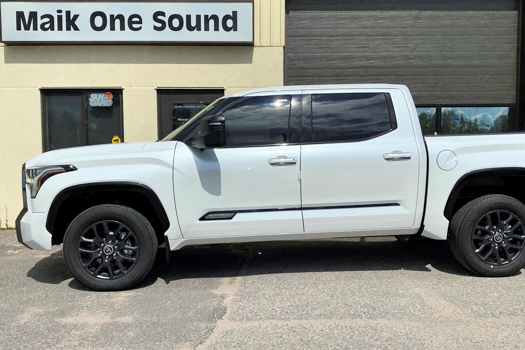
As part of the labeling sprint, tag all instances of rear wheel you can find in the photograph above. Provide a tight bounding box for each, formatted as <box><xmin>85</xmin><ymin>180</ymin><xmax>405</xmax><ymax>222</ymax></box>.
<box><xmin>449</xmin><ymin>195</ymin><xmax>525</xmax><ymax>276</ymax></box>
<box><xmin>63</xmin><ymin>205</ymin><xmax>158</xmax><ymax>291</ymax></box>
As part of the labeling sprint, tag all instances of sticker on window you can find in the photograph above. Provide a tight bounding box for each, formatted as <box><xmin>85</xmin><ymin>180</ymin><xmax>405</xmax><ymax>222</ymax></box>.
<box><xmin>89</xmin><ymin>92</ymin><xmax>114</xmax><ymax>107</ymax></box>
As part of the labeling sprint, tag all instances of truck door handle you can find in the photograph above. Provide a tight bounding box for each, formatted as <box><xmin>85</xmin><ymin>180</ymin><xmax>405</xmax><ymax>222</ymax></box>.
<box><xmin>383</xmin><ymin>151</ymin><xmax>412</xmax><ymax>161</ymax></box>
<box><xmin>268</xmin><ymin>157</ymin><xmax>297</xmax><ymax>166</ymax></box>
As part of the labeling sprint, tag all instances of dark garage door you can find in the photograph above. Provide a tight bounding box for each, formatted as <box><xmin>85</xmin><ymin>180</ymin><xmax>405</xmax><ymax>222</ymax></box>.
<box><xmin>285</xmin><ymin>0</ymin><xmax>518</xmax><ymax>105</ymax></box>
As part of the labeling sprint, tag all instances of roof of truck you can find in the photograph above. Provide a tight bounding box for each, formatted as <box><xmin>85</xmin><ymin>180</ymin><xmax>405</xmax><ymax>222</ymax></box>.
<box><xmin>227</xmin><ymin>84</ymin><xmax>410</xmax><ymax>97</ymax></box>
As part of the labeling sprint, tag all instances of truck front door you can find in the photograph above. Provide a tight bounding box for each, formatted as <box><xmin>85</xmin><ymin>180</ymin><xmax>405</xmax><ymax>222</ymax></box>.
<box><xmin>173</xmin><ymin>93</ymin><xmax>304</xmax><ymax>239</ymax></box>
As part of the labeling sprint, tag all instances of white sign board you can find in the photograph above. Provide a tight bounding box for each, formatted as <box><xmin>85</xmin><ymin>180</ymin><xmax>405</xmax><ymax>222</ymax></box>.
<box><xmin>0</xmin><ymin>1</ymin><xmax>253</xmax><ymax>44</ymax></box>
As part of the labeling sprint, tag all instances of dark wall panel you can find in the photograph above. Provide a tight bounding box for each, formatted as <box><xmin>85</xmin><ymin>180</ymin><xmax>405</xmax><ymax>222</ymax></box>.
<box><xmin>286</xmin><ymin>0</ymin><xmax>518</xmax><ymax>12</ymax></box>
<box><xmin>285</xmin><ymin>1</ymin><xmax>518</xmax><ymax>104</ymax></box>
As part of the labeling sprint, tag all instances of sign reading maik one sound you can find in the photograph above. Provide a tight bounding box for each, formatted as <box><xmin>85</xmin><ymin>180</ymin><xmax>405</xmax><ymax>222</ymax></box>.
<box><xmin>0</xmin><ymin>2</ymin><xmax>253</xmax><ymax>44</ymax></box>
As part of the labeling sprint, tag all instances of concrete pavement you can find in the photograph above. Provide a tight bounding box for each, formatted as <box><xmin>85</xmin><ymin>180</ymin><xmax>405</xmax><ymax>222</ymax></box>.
<box><xmin>1</xmin><ymin>230</ymin><xmax>525</xmax><ymax>349</ymax></box>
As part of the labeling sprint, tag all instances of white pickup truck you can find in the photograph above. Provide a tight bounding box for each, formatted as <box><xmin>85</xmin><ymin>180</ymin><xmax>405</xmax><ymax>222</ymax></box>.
<box><xmin>16</xmin><ymin>84</ymin><xmax>525</xmax><ymax>290</ymax></box>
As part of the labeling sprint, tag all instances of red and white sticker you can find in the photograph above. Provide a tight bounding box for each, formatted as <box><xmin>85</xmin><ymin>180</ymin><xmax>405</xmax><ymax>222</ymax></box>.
<box><xmin>89</xmin><ymin>92</ymin><xmax>113</xmax><ymax>107</ymax></box>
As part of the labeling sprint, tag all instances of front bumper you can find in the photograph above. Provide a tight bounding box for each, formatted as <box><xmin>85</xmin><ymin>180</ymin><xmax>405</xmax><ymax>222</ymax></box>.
<box><xmin>15</xmin><ymin>208</ymin><xmax>52</xmax><ymax>250</ymax></box>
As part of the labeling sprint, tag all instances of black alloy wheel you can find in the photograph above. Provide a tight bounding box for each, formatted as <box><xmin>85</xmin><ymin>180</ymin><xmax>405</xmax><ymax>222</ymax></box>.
<box><xmin>78</xmin><ymin>220</ymin><xmax>140</xmax><ymax>280</ymax></box>
<box><xmin>449</xmin><ymin>194</ymin><xmax>525</xmax><ymax>277</ymax></box>
<box><xmin>471</xmin><ymin>210</ymin><xmax>525</xmax><ymax>266</ymax></box>
<box><xmin>63</xmin><ymin>205</ymin><xmax>158</xmax><ymax>291</ymax></box>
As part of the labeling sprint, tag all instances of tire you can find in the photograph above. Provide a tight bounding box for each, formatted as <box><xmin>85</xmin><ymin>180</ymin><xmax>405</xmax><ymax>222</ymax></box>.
<box><xmin>449</xmin><ymin>195</ymin><xmax>525</xmax><ymax>277</ymax></box>
<box><xmin>63</xmin><ymin>204</ymin><xmax>158</xmax><ymax>291</ymax></box>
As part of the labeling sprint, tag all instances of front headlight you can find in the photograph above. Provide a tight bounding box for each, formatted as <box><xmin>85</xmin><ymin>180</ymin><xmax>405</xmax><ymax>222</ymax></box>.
<box><xmin>26</xmin><ymin>165</ymin><xmax>77</xmax><ymax>198</ymax></box>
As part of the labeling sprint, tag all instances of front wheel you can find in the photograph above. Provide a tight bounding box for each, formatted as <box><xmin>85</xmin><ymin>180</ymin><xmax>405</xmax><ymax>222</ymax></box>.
<box><xmin>449</xmin><ymin>195</ymin><xmax>525</xmax><ymax>277</ymax></box>
<box><xmin>63</xmin><ymin>205</ymin><xmax>158</xmax><ymax>291</ymax></box>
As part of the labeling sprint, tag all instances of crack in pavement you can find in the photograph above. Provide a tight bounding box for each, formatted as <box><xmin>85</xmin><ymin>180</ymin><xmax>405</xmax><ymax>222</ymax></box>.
<box><xmin>196</xmin><ymin>246</ymin><xmax>253</xmax><ymax>350</ymax></box>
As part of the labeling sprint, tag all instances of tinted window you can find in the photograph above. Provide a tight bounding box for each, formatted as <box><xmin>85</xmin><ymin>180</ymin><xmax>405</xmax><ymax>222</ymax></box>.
<box><xmin>172</xmin><ymin>103</ymin><xmax>206</xmax><ymax>130</ymax></box>
<box><xmin>416</xmin><ymin>107</ymin><xmax>437</xmax><ymax>135</ymax></box>
<box><xmin>46</xmin><ymin>92</ymin><xmax>83</xmax><ymax>150</ymax></box>
<box><xmin>85</xmin><ymin>92</ymin><xmax>122</xmax><ymax>146</ymax></box>
<box><xmin>162</xmin><ymin>97</ymin><xmax>232</xmax><ymax>142</ymax></box>
<box><xmin>311</xmin><ymin>93</ymin><xmax>393</xmax><ymax>142</ymax></box>
<box><xmin>43</xmin><ymin>90</ymin><xmax>123</xmax><ymax>151</ymax></box>
<box><xmin>222</xmin><ymin>95</ymin><xmax>291</xmax><ymax>147</ymax></box>
<box><xmin>441</xmin><ymin>107</ymin><xmax>509</xmax><ymax>134</ymax></box>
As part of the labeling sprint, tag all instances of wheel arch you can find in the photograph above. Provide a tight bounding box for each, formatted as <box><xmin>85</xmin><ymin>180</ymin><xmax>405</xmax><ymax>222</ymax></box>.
<box><xmin>444</xmin><ymin>168</ymin><xmax>525</xmax><ymax>221</ymax></box>
<box><xmin>46</xmin><ymin>182</ymin><xmax>170</xmax><ymax>246</ymax></box>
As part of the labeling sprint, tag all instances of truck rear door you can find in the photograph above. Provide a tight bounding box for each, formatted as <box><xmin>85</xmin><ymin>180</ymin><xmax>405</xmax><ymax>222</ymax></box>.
<box><xmin>300</xmin><ymin>88</ymin><xmax>422</xmax><ymax>233</ymax></box>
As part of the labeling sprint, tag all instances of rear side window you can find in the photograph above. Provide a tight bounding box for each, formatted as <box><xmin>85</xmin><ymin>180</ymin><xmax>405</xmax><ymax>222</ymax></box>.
<box><xmin>222</xmin><ymin>95</ymin><xmax>291</xmax><ymax>147</ymax></box>
<box><xmin>311</xmin><ymin>93</ymin><xmax>395</xmax><ymax>143</ymax></box>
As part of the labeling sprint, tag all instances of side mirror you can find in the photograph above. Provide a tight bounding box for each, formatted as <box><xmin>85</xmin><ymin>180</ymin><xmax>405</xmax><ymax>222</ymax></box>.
<box><xmin>187</xmin><ymin>115</ymin><xmax>226</xmax><ymax>149</ymax></box>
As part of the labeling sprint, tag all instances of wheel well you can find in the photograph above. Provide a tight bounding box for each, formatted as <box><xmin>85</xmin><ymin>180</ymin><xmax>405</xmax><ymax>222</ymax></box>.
<box><xmin>47</xmin><ymin>183</ymin><xmax>170</xmax><ymax>246</ymax></box>
<box><xmin>444</xmin><ymin>169</ymin><xmax>525</xmax><ymax>221</ymax></box>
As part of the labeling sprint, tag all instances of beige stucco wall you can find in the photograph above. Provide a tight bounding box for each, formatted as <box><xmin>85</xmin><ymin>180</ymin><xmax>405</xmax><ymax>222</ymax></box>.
<box><xmin>0</xmin><ymin>0</ymin><xmax>286</xmax><ymax>228</ymax></box>
<box><xmin>0</xmin><ymin>88</ymin><xmax>42</xmax><ymax>228</ymax></box>
<box><xmin>254</xmin><ymin>0</ymin><xmax>285</xmax><ymax>46</ymax></box>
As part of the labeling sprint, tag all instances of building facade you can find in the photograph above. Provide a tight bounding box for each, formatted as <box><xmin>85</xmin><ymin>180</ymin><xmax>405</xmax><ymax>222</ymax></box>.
<box><xmin>0</xmin><ymin>0</ymin><xmax>523</xmax><ymax>227</ymax></box>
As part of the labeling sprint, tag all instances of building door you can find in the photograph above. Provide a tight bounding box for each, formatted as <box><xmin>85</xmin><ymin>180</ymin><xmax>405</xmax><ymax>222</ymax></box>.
<box><xmin>157</xmin><ymin>89</ymin><xmax>224</xmax><ymax>139</ymax></box>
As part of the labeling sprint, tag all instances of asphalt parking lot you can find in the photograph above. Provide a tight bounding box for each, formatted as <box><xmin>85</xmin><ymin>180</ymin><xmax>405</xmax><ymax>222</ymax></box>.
<box><xmin>2</xmin><ymin>230</ymin><xmax>525</xmax><ymax>350</ymax></box>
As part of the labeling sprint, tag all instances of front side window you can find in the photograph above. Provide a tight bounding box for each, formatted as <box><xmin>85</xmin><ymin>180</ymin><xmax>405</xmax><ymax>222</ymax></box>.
<box><xmin>222</xmin><ymin>95</ymin><xmax>291</xmax><ymax>147</ymax></box>
<box><xmin>42</xmin><ymin>90</ymin><xmax>123</xmax><ymax>151</ymax></box>
<box><xmin>311</xmin><ymin>93</ymin><xmax>394</xmax><ymax>143</ymax></box>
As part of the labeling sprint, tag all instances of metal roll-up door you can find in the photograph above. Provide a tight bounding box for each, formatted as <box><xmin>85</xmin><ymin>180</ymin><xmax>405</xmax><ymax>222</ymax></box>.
<box><xmin>285</xmin><ymin>0</ymin><xmax>518</xmax><ymax>104</ymax></box>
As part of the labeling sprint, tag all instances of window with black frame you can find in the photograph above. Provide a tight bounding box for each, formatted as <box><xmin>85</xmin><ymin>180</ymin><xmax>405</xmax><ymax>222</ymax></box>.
<box><xmin>415</xmin><ymin>107</ymin><xmax>437</xmax><ymax>135</ymax></box>
<box><xmin>222</xmin><ymin>95</ymin><xmax>292</xmax><ymax>147</ymax></box>
<box><xmin>441</xmin><ymin>107</ymin><xmax>509</xmax><ymax>134</ymax></box>
<box><xmin>310</xmin><ymin>93</ymin><xmax>394</xmax><ymax>143</ymax></box>
<box><xmin>42</xmin><ymin>90</ymin><xmax>123</xmax><ymax>151</ymax></box>
<box><xmin>416</xmin><ymin>106</ymin><xmax>512</xmax><ymax>135</ymax></box>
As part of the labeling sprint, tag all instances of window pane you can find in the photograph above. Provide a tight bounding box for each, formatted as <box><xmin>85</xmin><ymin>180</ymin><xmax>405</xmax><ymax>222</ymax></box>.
<box><xmin>416</xmin><ymin>107</ymin><xmax>436</xmax><ymax>135</ymax></box>
<box><xmin>441</xmin><ymin>107</ymin><xmax>509</xmax><ymax>134</ymax></box>
<box><xmin>46</xmin><ymin>92</ymin><xmax>83</xmax><ymax>151</ymax></box>
<box><xmin>163</xmin><ymin>97</ymin><xmax>231</xmax><ymax>142</ymax></box>
<box><xmin>85</xmin><ymin>91</ymin><xmax>122</xmax><ymax>145</ymax></box>
<box><xmin>222</xmin><ymin>95</ymin><xmax>291</xmax><ymax>147</ymax></box>
<box><xmin>311</xmin><ymin>93</ymin><xmax>392</xmax><ymax>143</ymax></box>
<box><xmin>172</xmin><ymin>103</ymin><xmax>206</xmax><ymax>130</ymax></box>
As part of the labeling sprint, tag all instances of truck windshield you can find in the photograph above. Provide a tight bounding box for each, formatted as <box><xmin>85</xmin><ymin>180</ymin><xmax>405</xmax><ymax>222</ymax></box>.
<box><xmin>161</xmin><ymin>97</ymin><xmax>227</xmax><ymax>141</ymax></box>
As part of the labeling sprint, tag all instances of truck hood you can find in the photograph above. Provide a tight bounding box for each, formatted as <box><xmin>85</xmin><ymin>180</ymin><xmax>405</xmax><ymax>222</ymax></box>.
<box><xmin>26</xmin><ymin>142</ymin><xmax>176</xmax><ymax>168</ymax></box>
